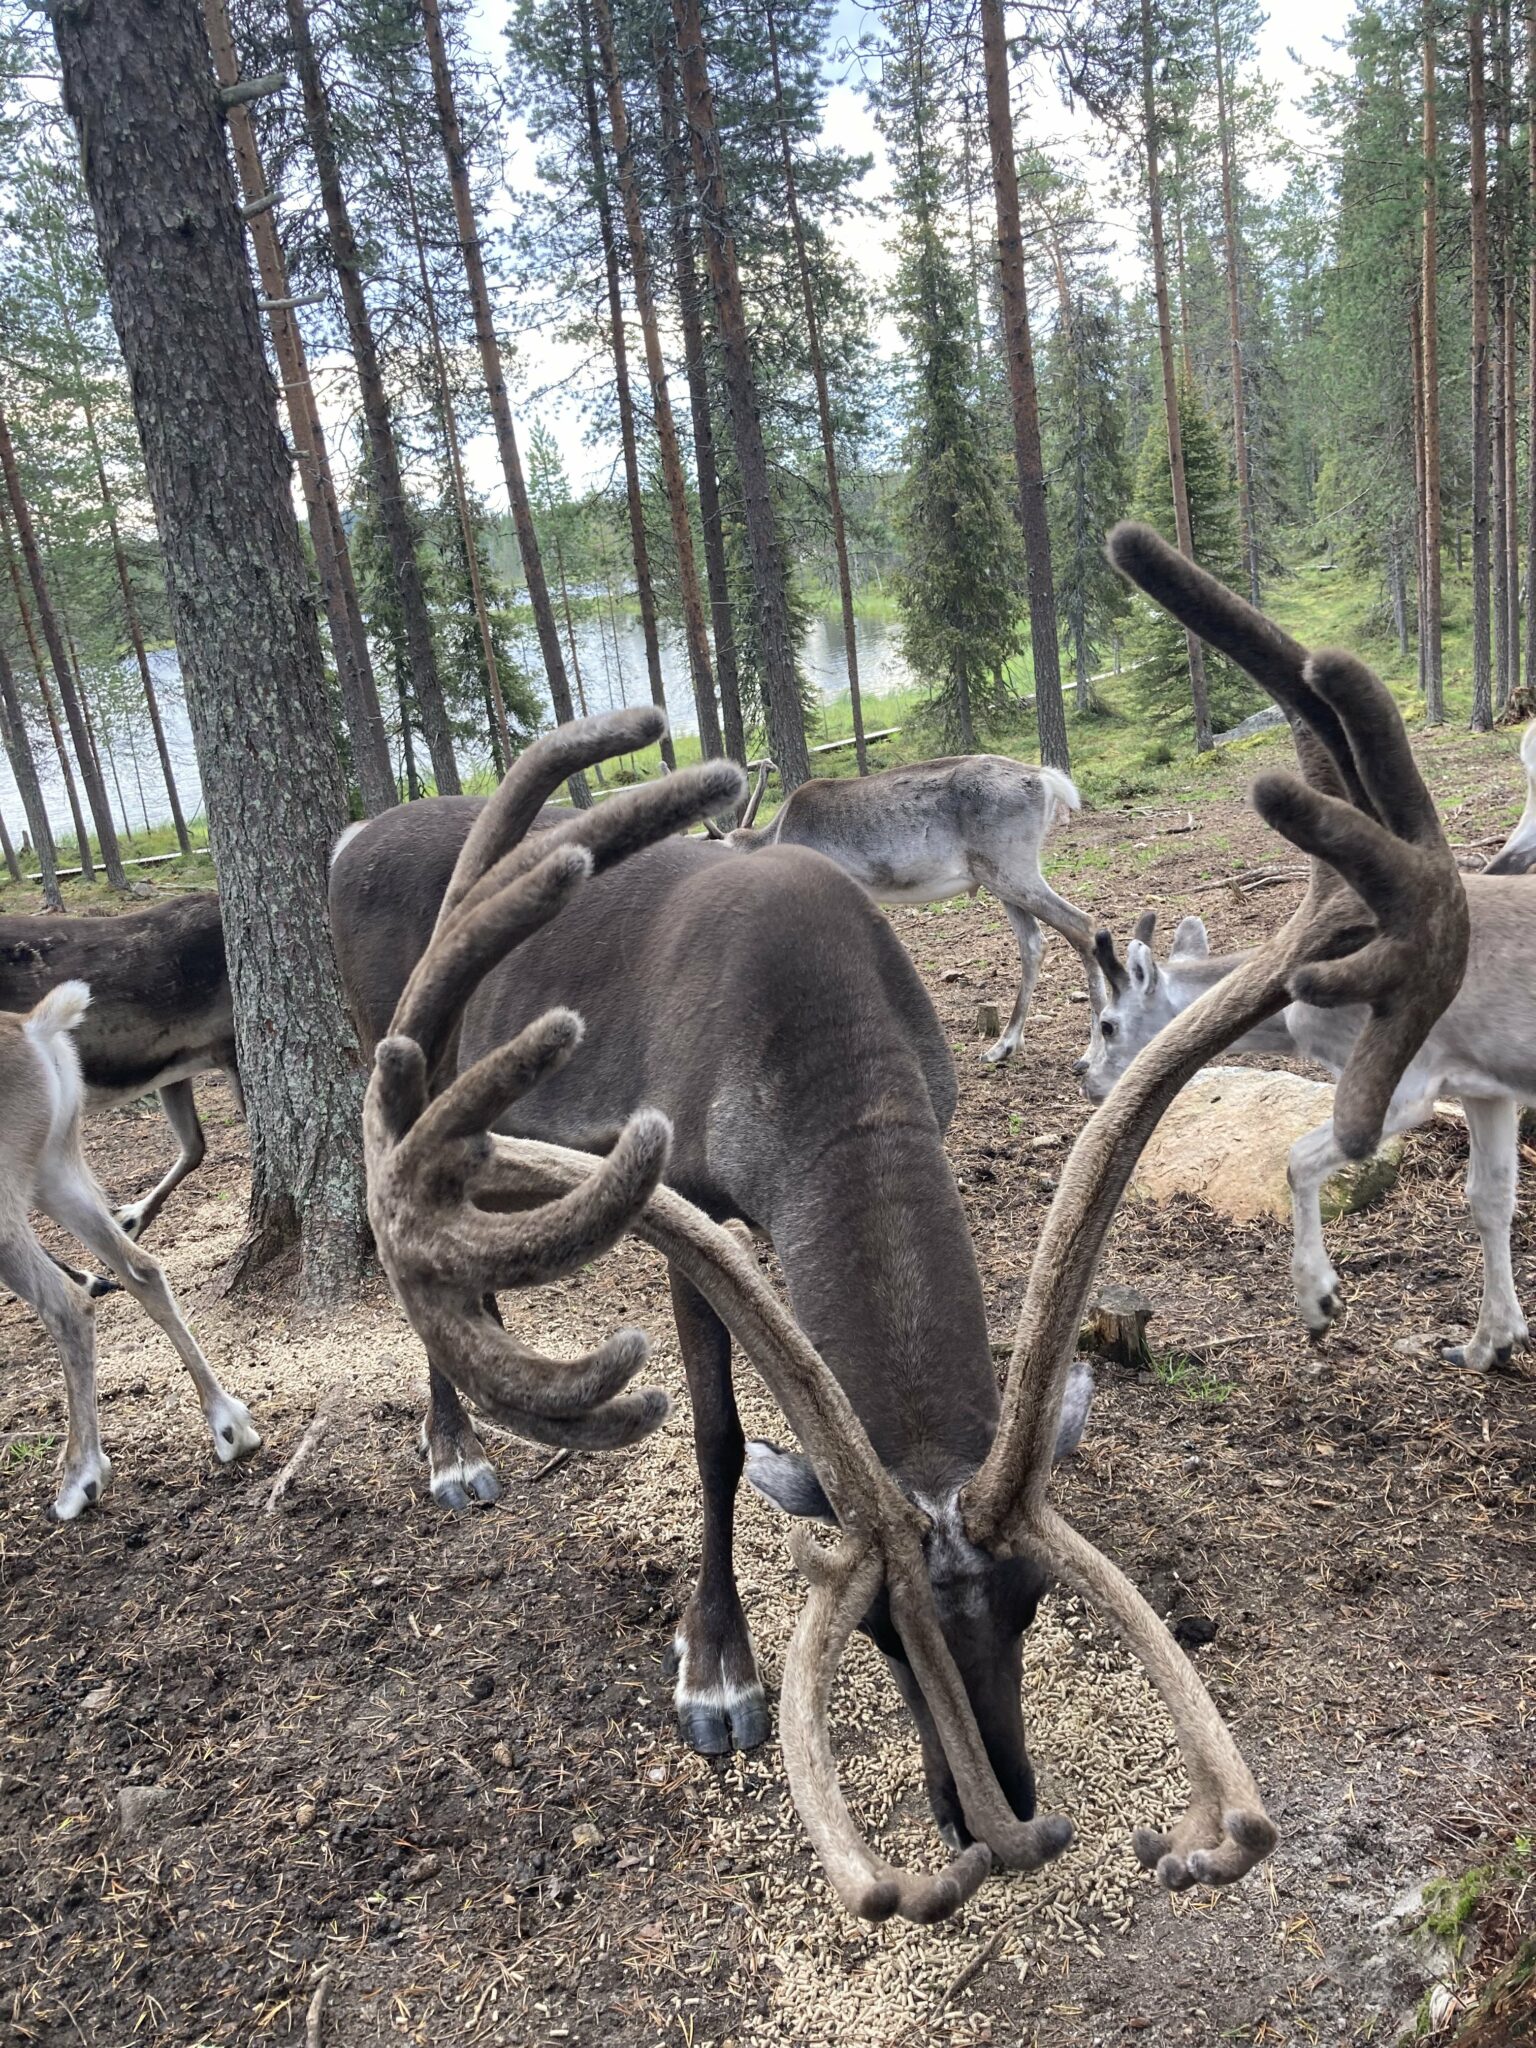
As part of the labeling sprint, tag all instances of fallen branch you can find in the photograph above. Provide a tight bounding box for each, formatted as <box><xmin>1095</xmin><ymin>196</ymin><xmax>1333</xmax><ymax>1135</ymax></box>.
<box><xmin>305</xmin><ymin>1963</ymin><xmax>337</xmax><ymax>2048</ymax></box>
<box><xmin>932</xmin><ymin>1925</ymin><xmax>1008</xmax><ymax>2017</ymax></box>
<box><xmin>528</xmin><ymin>1445</ymin><xmax>573</xmax><ymax>1483</ymax></box>
<box><xmin>218</xmin><ymin>71</ymin><xmax>285</xmax><ymax>108</ymax></box>
<box><xmin>263</xmin><ymin>1387</ymin><xmax>347</xmax><ymax>1515</ymax></box>
<box><xmin>240</xmin><ymin>192</ymin><xmax>278</xmax><ymax>220</ymax></box>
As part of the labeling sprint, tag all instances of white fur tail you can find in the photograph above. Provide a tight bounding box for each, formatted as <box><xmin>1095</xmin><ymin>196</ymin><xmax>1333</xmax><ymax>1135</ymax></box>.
<box><xmin>331</xmin><ymin>820</ymin><xmax>370</xmax><ymax>867</ymax></box>
<box><xmin>1522</xmin><ymin>719</ymin><xmax>1536</xmax><ymax>780</ymax></box>
<box><xmin>26</xmin><ymin>979</ymin><xmax>91</xmax><ymax>1042</ymax></box>
<box><xmin>1036</xmin><ymin>765</ymin><xmax>1082</xmax><ymax>831</ymax></box>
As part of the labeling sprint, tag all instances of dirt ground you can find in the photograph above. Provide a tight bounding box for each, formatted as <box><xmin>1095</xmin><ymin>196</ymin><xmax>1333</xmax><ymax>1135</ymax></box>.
<box><xmin>2</xmin><ymin>725</ymin><xmax>1533</xmax><ymax>2048</ymax></box>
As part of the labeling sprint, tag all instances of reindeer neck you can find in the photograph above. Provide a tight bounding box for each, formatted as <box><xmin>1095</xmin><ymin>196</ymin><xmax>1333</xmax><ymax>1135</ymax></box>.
<box><xmin>1165</xmin><ymin>946</ymin><xmax>1293</xmax><ymax>1053</ymax></box>
<box><xmin>763</xmin><ymin>1116</ymin><xmax>999</xmax><ymax>1488</ymax></box>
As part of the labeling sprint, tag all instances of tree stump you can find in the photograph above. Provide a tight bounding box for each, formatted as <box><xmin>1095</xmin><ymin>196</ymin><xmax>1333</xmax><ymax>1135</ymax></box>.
<box><xmin>1079</xmin><ymin>1284</ymin><xmax>1155</xmax><ymax>1368</ymax></box>
<box><xmin>976</xmin><ymin>1002</ymin><xmax>1001</xmax><ymax>1040</ymax></box>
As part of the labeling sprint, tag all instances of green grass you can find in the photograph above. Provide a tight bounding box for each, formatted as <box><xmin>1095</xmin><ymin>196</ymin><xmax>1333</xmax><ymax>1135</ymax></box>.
<box><xmin>2</xmin><ymin>1433</ymin><xmax>57</xmax><ymax>1466</ymax></box>
<box><xmin>0</xmin><ymin>812</ymin><xmax>213</xmax><ymax>911</ymax></box>
<box><xmin>1151</xmin><ymin>1350</ymin><xmax>1236</xmax><ymax>1405</ymax></box>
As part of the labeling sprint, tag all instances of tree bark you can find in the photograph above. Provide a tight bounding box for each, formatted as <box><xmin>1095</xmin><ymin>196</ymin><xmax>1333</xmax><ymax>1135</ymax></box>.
<box><xmin>574</xmin><ymin>3</ymin><xmax>672</xmax><ymax>768</ymax></box>
<box><xmin>980</xmin><ymin>0</ymin><xmax>1067</xmax><ymax>769</ymax></box>
<box><xmin>672</xmin><ymin>0</ymin><xmax>810</xmax><ymax>788</ymax></box>
<box><xmin>1526</xmin><ymin>0</ymin><xmax>1536</xmax><ymax>701</ymax></box>
<box><xmin>54</xmin><ymin>0</ymin><xmax>370</xmax><ymax>1294</ymax></box>
<box><xmin>0</xmin><ymin>401</ymin><xmax>126</xmax><ymax>883</ymax></box>
<box><xmin>285</xmin><ymin>0</ymin><xmax>461</xmax><ymax>797</ymax></box>
<box><xmin>204</xmin><ymin>0</ymin><xmax>395</xmax><ymax>819</ymax></box>
<box><xmin>1470</xmin><ymin>0</ymin><xmax>1493</xmax><ymax>731</ymax></box>
<box><xmin>0</xmin><ymin>649</ymin><xmax>62</xmax><ymax>909</ymax></box>
<box><xmin>418</xmin><ymin>0</ymin><xmax>589</xmax><ymax>805</ymax></box>
<box><xmin>593</xmin><ymin>0</ymin><xmax>722</xmax><ymax>762</ymax></box>
<box><xmin>1409</xmin><ymin>282</ymin><xmax>1430</xmax><ymax>698</ymax></box>
<box><xmin>1421</xmin><ymin>15</ymin><xmax>1445</xmax><ymax>722</ymax></box>
<box><xmin>1492</xmin><ymin>0</ymin><xmax>1513</xmax><ymax>713</ymax></box>
<box><xmin>1211</xmin><ymin>0</ymin><xmax>1258</xmax><ymax>604</ymax></box>
<box><xmin>766</xmin><ymin>0</ymin><xmax>868</xmax><ymax>773</ymax></box>
<box><xmin>660</xmin><ymin>51</ymin><xmax>746</xmax><ymax>767</ymax></box>
<box><xmin>1140</xmin><ymin>0</ymin><xmax>1212</xmax><ymax>750</ymax></box>
<box><xmin>0</xmin><ymin>796</ymin><xmax>19</xmax><ymax>886</ymax></box>
<box><xmin>391</xmin><ymin>99</ymin><xmax>515</xmax><ymax>770</ymax></box>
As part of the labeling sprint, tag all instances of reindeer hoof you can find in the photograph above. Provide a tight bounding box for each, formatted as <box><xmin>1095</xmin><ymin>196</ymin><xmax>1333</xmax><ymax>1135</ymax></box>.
<box><xmin>428</xmin><ymin>1455</ymin><xmax>501</xmax><ymax>1512</ymax></box>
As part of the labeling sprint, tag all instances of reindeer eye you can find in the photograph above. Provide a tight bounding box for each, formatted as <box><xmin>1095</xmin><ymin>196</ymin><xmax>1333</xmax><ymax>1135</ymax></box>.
<box><xmin>1100</xmin><ymin>1020</ymin><xmax>1116</xmax><ymax>1041</ymax></box>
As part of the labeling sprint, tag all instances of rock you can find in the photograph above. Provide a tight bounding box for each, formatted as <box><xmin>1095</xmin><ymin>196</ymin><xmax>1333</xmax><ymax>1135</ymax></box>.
<box><xmin>571</xmin><ymin>1822</ymin><xmax>604</xmax><ymax>1851</ymax></box>
<box><xmin>1130</xmin><ymin>1066</ymin><xmax>1405</xmax><ymax>1226</ymax></box>
<box><xmin>491</xmin><ymin>1740</ymin><xmax>516</xmax><ymax>1771</ymax></box>
<box><xmin>401</xmin><ymin>1851</ymin><xmax>440</xmax><ymax>1887</ymax></box>
<box><xmin>294</xmin><ymin>1799</ymin><xmax>318</xmax><ymax>1829</ymax></box>
<box><xmin>80</xmin><ymin>1685</ymin><xmax>115</xmax><ymax>1719</ymax></box>
<box><xmin>1214</xmin><ymin>704</ymin><xmax>1287</xmax><ymax>745</ymax></box>
<box><xmin>1030</xmin><ymin>1132</ymin><xmax>1063</xmax><ymax>1151</ymax></box>
<box><xmin>118</xmin><ymin>1784</ymin><xmax>171</xmax><ymax>1842</ymax></box>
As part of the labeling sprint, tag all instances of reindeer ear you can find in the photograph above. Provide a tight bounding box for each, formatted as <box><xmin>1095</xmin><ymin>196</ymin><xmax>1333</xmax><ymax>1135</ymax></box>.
<box><xmin>1126</xmin><ymin>939</ymin><xmax>1160</xmax><ymax>996</ymax></box>
<box><xmin>744</xmin><ymin>1440</ymin><xmax>837</xmax><ymax>1521</ymax></box>
<box><xmin>1171</xmin><ymin>915</ymin><xmax>1210</xmax><ymax>958</ymax></box>
<box><xmin>1053</xmin><ymin>1364</ymin><xmax>1093</xmax><ymax>1462</ymax></box>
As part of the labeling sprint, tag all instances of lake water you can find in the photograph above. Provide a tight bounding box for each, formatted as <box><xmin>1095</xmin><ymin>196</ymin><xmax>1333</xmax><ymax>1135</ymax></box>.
<box><xmin>0</xmin><ymin>611</ymin><xmax>913</xmax><ymax>845</ymax></box>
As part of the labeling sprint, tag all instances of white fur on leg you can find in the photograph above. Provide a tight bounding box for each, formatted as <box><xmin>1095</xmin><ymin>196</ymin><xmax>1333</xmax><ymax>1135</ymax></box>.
<box><xmin>50</xmin><ymin>1446</ymin><xmax>113</xmax><ymax>1522</ymax></box>
<box><xmin>204</xmin><ymin>1391</ymin><xmax>262</xmax><ymax>1465</ymax></box>
<box><xmin>672</xmin><ymin>1628</ymin><xmax>770</xmax><ymax>1752</ymax></box>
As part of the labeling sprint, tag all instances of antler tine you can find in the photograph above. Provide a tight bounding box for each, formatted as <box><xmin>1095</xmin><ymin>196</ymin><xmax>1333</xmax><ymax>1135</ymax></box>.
<box><xmin>474</xmin><ymin>1136</ymin><xmax>1069</xmax><ymax>1920</ymax></box>
<box><xmin>1105</xmin><ymin>523</ymin><xmax>1364</xmax><ymax>811</ymax></box>
<box><xmin>1094</xmin><ymin>928</ymin><xmax>1128</xmax><ymax>994</ymax></box>
<box><xmin>960</xmin><ymin>544</ymin><xmax>1469</xmax><ymax>1900</ymax></box>
<box><xmin>366</xmin><ymin>716</ymin><xmax>739</xmax><ymax>1461</ymax></box>
<box><xmin>1131</xmin><ymin>909</ymin><xmax>1157</xmax><ymax>945</ymax></box>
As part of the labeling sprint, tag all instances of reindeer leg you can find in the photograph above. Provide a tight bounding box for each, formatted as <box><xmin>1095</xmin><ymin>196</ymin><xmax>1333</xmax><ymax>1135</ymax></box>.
<box><xmin>1020</xmin><ymin>877</ymin><xmax>1109</xmax><ymax>1013</ymax></box>
<box><xmin>421</xmin><ymin>1350</ymin><xmax>502</xmax><ymax>1510</ymax></box>
<box><xmin>985</xmin><ymin>904</ymin><xmax>1043</xmax><ymax>1063</ymax></box>
<box><xmin>668</xmin><ymin>1270</ymin><xmax>769</xmax><ymax>1754</ymax></box>
<box><xmin>117</xmin><ymin>1078</ymin><xmax>205</xmax><ymax>1241</ymax></box>
<box><xmin>35</xmin><ymin>1160</ymin><xmax>260</xmax><ymax>1469</ymax></box>
<box><xmin>0</xmin><ymin>1230</ymin><xmax>112</xmax><ymax>1521</ymax></box>
<box><xmin>1444</xmin><ymin>1095</ymin><xmax>1527</xmax><ymax>1370</ymax></box>
<box><xmin>1288</xmin><ymin>1088</ymin><xmax>1435</xmax><ymax>1337</ymax></box>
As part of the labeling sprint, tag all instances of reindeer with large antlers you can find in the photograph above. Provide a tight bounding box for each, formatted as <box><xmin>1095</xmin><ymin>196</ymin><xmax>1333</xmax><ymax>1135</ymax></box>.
<box><xmin>350</xmin><ymin>527</ymin><xmax>1466</xmax><ymax>1920</ymax></box>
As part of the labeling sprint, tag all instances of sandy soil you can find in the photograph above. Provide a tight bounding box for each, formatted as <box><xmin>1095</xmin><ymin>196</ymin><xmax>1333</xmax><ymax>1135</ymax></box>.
<box><xmin>1</xmin><ymin>726</ymin><xmax>1532</xmax><ymax>2047</ymax></box>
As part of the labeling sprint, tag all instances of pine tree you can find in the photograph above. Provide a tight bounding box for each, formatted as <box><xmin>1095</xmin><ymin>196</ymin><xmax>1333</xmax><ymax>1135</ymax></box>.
<box><xmin>1130</xmin><ymin>378</ymin><xmax>1257</xmax><ymax>733</ymax></box>
<box><xmin>1044</xmin><ymin>291</ymin><xmax>1129</xmax><ymax>711</ymax></box>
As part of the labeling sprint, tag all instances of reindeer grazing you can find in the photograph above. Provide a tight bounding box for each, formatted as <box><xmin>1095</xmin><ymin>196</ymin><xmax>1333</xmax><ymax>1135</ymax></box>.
<box><xmin>345</xmin><ymin>519</ymin><xmax>1464</xmax><ymax>1920</ymax></box>
<box><xmin>709</xmin><ymin>754</ymin><xmax>1105</xmax><ymax>1060</ymax></box>
<box><xmin>0</xmin><ymin>982</ymin><xmax>260</xmax><ymax>1520</ymax></box>
<box><xmin>0</xmin><ymin>894</ymin><xmax>238</xmax><ymax>1238</ymax></box>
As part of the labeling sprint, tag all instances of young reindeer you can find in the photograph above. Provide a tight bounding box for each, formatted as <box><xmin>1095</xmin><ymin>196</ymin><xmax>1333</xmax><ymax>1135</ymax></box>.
<box><xmin>0</xmin><ymin>983</ymin><xmax>260</xmax><ymax>1521</ymax></box>
<box><xmin>710</xmin><ymin>754</ymin><xmax>1106</xmax><ymax>1060</ymax></box>
<box><xmin>358</xmin><ymin>555</ymin><xmax>1464</xmax><ymax>1925</ymax></box>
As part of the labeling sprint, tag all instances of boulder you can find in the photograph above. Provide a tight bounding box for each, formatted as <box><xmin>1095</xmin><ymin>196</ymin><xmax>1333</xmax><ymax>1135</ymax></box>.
<box><xmin>1214</xmin><ymin>704</ymin><xmax>1287</xmax><ymax>745</ymax></box>
<box><xmin>1130</xmin><ymin>1065</ymin><xmax>1404</xmax><ymax>1226</ymax></box>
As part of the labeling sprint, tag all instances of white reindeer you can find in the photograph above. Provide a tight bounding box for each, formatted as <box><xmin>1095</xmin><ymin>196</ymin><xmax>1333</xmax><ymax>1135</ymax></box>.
<box><xmin>0</xmin><ymin>981</ymin><xmax>260</xmax><ymax>1519</ymax></box>
<box><xmin>1078</xmin><ymin>901</ymin><xmax>1533</xmax><ymax>1371</ymax></box>
<box><xmin>717</xmin><ymin>755</ymin><xmax>1106</xmax><ymax>1060</ymax></box>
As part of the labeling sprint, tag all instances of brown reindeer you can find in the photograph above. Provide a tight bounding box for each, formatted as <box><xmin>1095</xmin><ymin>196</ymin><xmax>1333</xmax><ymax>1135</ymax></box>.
<box><xmin>351</xmin><ymin>524</ymin><xmax>1466</xmax><ymax>1921</ymax></box>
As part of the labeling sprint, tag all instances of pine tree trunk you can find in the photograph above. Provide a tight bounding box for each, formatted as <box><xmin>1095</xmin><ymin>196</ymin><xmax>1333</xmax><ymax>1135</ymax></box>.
<box><xmin>54</xmin><ymin>0</ymin><xmax>370</xmax><ymax>1295</ymax></box>
<box><xmin>0</xmin><ymin>798</ymin><xmax>19</xmax><ymax>885</ymax></box>
<box><xmin>0</xmin><ymin>499</ymin><xmax>94</xmax><ymax>872</ymax></box>
<box><xmin>1212</xmin><ymin>0</ymin><xmax>1258</xmax><ymax>604</ymax></box>
<box><xmin>1493</xmin><ymin>0</ymin><xmax>1513</xmax><ymax>713</ymax></box>
<box><xmin>660</xmin><ymin>51</ymin><xmax>747</xmax><ymax>767</ymax></box>
<box><xmin>1493</xmin><ymin>271</ymin><xmax>1511</xmax><ymax>711</ymax></box>
<box><xmin>0</xmin><ymin>648</ymin><xmax>62</xmax><ymax>909</ymax></box>
<box><xmin>0</xmin><ymin>401</ymin><xmax>126</xmax><ymax>883</ymax></box>
<box><xmin>592</xmin><ymin>0</ymin><xmax>722</xmax><ymax>760</ymax></box>
<box><xmin>1527</xmin><ymin>0</ymin><xmax>1536</xmax><ymax>699</ymax></box>
<box><xmin>418</xmin><ymin>0</ymin><xmax>589</xmax><ymax>805</ymax></box>
<box><xmin>204</xmin><ymin>0</ymin><xmax>395</xmax><ymax>819</ymax></box>
<box><xmin>392</xmin><ymin>102</ymin><xmax>515</xmax><ymax>769</ymax></box>
<box><xmin>553</xmin><ymin>533</ymin><xmax>598</xmax><ymax>742</ymax></box>
<box><xmin>576</xmin><ymin>1</ymin><xmax>674</xmax><ymax>770</ymax></box>
<box><xmin>672</xmin><ymin>0</ymin><xmax>811</xmax><ymax>789</ymax></box>
<box><xmin>1422</xmin><ymin>16</ymin><xmax>1445</xmax><ymax>722</ymax></box>
<box><xmin>978</xmin><ymin>0</ymin><xmax>1068</xmax><ymax>770</ymax></box>
<box><xmin>1409</xmin><ymin>283</ymin><xmax>1430</xmax><ymax>698</ymax></box>
<box><xmin>766</xmin><ymin>0</ymin><xmax>868</xmax><ymax>773</ymax></box>
<box><xmin>1140</xmin><ymin>0</ymin><xmax>1213</xmax><ymax>750</ymax></box>
<box><xmin>285</xmin><ymin>0</ymin><xmax>460</xmax><ymax>797</ymax></box>
<box><xmin>1470</xmin><ymin>0</ymin><xmax>1494</xmax><ymax>731</ymax></box>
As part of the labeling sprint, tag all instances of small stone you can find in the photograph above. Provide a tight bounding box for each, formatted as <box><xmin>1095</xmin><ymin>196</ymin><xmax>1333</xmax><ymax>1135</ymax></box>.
<box><xmin>491</xmin><ymin>1740</ymin><xmax>516</xmax><ymax>1771</ymax></box>
<box><xmin>118</xmin><ymin>1784</ymin><xmax>171</xmax><ymax>1842</ymax></box>
<box><xmin>401</xmin><ymin>1851</ymin><xmax>440</xmax><ymax>1887</ymax></box>
<box><xmin>1182</xmin><ymin>1455</ymin><xmax>1202</xmax><ymax>1474</ymax></box>
<box><xmin>1031</xmin><ymin>1132</ymin><xmax>1064</xmax><ymax>1150</ymax></box>
<box><xmin>466</xmin><ymin>1673</ymin><xmax>495</xmax><ymax>1703</ymax></box>
<box><xmin>571</xmin><ymin>1822</ymin><xmax>604</xmax><ymax>1851</ymax></box>
<box><xmin>940</xmin><ymin>968</ymin><xmax>964</xmax><ymax>983</ymax></box>
<box><xmin>81</xmin><ymin>1685</ymin><xmax>115</xmax><ymax>1718</ymax></box>
<box><xmin>294</xmin><ymin>1800</ymin><xmax>317</xmax><ymax>1829</ymax></box>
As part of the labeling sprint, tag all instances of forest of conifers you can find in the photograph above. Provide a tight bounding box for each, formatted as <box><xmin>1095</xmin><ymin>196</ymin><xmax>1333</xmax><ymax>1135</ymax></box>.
<box><xmin>0</xmin><ymin>0</ymin><xmax>1526</xmax><ymax>894</ymax></box>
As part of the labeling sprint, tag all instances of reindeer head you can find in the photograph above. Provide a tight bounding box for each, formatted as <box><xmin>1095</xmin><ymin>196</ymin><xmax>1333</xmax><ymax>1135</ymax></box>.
<box><xmin>1076</xmin><ymin>910</ymin><xmax>1214</xmax><ymax>1101</ymax></box>
<box><xmin>367</xmin><ymin>526</ymin><xmax>1468</xmax><ymax>1922</ymax></box>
